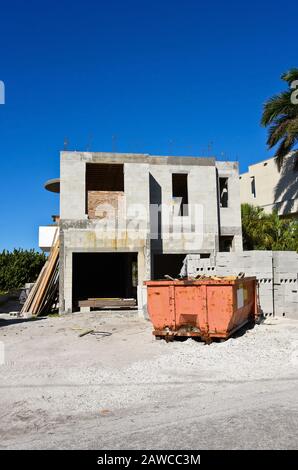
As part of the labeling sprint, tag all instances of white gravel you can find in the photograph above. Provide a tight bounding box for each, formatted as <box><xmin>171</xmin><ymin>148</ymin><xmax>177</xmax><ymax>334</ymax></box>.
<box><xmin>0</xmin><ymin>312</ymin><xmax>298</xmax><ymax>449</ymax></box>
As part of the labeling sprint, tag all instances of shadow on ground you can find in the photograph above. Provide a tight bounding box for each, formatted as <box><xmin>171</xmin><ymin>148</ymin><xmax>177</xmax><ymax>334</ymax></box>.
<box><xmin>0</xmin><ymin>315</ymin><xmax>45</xmax><ymax>327</ymax></box>
<box><xmin>158</xmin><ymin>316</ymin><xmax>264</xmax><ymax>344</ymax></box>
<box><xmin>0</xmin><ymin>298</ymin><xmax>22</xmax><ymax>314</ymax></box>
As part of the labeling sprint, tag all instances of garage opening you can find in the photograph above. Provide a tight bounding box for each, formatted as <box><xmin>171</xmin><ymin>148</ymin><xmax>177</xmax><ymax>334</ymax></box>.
<box><xmin>72</xmin><ymin>252</ymin><xmax>138</xmax><ymax>310</ymax></box>
<box><xmin>153</xmin><ymin>254</ymin><xmax>186</xmax><ymax>280</ymax></box>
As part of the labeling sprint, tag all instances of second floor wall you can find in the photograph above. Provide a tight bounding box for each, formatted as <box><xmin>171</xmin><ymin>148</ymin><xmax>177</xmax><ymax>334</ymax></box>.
<box><xmin>59</xmin><ymin>152</ymin><xmax>242</xmax><ymax>252</ymax></box>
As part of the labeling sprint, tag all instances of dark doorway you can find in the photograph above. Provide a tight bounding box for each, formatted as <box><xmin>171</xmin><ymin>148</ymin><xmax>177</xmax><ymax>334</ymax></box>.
<box><xmin>219</xmin><ymin>236</ymin><xmax>234</xmax><ymax>252</ymax></box>
<box><xmin>72</xmin><ymin>252</ymin><xmax>138</xmax><ymax>308</ymax></box>
<box><xmin>153</xmin><ymin>254</ymin><xmax>186</xmax><ymax>280</ymax></box>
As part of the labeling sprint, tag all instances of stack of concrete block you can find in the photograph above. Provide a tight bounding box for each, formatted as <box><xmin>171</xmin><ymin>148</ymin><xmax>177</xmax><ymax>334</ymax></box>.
<box><xmin>216</xmin><ymin>252</ymin><xmax>274</xmax><ymax>316</ymax></box>
<box><xmin>185</xmin><ymin>254</ymin><xmax>216</xmax><ymax>278</ymax></box>
<box><xmin>256</xmin><ymin>277</ymin><xmax>275</xmax><ymax>317</ymax></box>
<box><xmin>272</xmin><ymin>251</ymin><xmax>298</xmax><ymax>318</ymax></box>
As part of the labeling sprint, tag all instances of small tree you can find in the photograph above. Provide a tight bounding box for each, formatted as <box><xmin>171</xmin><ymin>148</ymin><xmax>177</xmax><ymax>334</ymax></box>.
<box><xmin>241</xmin><ymin>203</ymin><xmax>298</xmax><ymax>251</ymax></box>
<box><xmin>0</xmin><ymin>249</ymin><xmax>46</xmax><ymax>292</ymax></box>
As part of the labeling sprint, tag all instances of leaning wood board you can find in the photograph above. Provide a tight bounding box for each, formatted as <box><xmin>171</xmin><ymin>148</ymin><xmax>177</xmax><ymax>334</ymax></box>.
<box><xmin>21</xmin><ymin>235</ymin><xmax>59</xmax><ymax>316</ymax></box>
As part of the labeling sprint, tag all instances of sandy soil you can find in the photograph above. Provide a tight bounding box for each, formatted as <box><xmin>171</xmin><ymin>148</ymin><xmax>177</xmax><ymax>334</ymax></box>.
<box><xmin>0</xmin><ymin>312</ymin><xmax>298</xmax><ymax>449</ymax></box>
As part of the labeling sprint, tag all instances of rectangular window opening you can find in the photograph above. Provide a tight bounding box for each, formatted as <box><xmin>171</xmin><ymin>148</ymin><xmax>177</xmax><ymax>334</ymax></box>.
<box><xmin>85</xmin><ymin>163</ymin><xmax>124</xmax><ymax>217</ymax></box>
<box><xmin>219</xmin><ymin>177</ymin><xmax>228</xmax><ymax>208</ymax></box>
<box><xmin>86</xmin><ymin>163</ymin><xmax>124</xmax><ymax>191</ymax></box>
<box><xmin>250</xmin><ymin>176</ymin><xmax>256</xmax><ymax>198</ymax></box>
<box><xmin>172</xmin><ymin>173</ymin><xmax>188</xmax><ymax>216</ymax></box>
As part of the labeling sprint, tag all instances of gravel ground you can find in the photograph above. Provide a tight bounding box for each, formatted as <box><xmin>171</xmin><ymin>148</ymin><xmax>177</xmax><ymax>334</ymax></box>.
<box><xmin>0</xmin><ymin>312</ymin><xmax>298</xmax><ymax>449</ymax></box>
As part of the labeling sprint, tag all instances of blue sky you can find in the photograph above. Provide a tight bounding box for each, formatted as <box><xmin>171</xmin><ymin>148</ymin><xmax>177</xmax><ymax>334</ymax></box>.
<box><xmin>0</xmin><ymin>0</ymin><xmax>297</xmax><ymax>250</ymax></box>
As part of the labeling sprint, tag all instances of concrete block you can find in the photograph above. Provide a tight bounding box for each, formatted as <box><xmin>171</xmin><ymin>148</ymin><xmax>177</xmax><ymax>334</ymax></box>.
<box><xmin>80</xmin><ymin>306</ymin><xmax>91</xmax><ymax>313</ymax></box>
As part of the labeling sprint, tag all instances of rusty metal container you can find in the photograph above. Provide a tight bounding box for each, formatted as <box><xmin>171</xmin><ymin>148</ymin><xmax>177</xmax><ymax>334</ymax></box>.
<box><xmin>144</xmin><ymin>277</ymin><xmax>258</xmax><ymax>342</ymax></box>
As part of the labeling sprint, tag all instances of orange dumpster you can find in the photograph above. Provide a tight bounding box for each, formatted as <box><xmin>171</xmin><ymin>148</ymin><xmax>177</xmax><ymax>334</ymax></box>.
<box><xmin>144</xmin><ymin>277</ymin><xmax>259</xmax><ymax>342</ymax></box>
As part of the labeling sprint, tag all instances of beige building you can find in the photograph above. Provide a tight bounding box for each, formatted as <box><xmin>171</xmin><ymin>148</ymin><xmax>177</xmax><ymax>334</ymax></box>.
<box><xmin>240</xmin><ymin>154</ymin><xmax>298</xmax><ymax>218</ymax></box>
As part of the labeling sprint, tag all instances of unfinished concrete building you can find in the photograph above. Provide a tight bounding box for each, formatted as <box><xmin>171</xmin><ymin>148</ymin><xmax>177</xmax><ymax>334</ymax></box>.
<box><xmin>42</xmin><ymin>151</ymin><xmax>243</xmax><ymax>315</ymax></box>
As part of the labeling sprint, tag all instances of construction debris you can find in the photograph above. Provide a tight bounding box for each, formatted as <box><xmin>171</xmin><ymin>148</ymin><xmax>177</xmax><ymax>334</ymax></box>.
<box><xmin>78</xmin><ymin>329</ymin><xmax>94</xmax><ymax>337</ymax></box>
<box><xmin>21</xmin><ymin>233</ymin><xmax>59</xmax><ymax>317</ymax></box>
<box><xmin>91</xmin><ymin>331</ymin><xmax>112</xmax><ymax>338</ymax></box>
<box><xmin>194</xmin><ymin>273</ymin><xmax>245</xmax><ymax>281</ymax></box>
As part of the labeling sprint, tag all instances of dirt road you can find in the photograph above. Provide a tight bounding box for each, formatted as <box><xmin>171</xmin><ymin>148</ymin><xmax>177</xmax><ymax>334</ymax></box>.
<box><xmin>0</xmin><ymin>312</ymin><xmax>298</xmax><ymax>449</ymax></box>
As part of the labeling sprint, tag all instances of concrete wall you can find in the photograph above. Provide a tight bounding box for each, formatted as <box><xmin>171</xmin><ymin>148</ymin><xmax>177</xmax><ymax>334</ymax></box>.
<box><xmin>59</xmin><ymin>156</ymin><xmax>151</xmax><ymax>314</ymax></box>
<box><xmin>273</xmin><ymin>251</ymin><xmax>298</xmax><ymax>317</ymax></box>
<box><xmin>148</xmin><ymin>163</ymin><xmax>219</xmax><ymax>255</ymax></box>
<box><xmin>240</xmin><ymin>154</ymin><xmax>298</xmax><ymax>217</ymax></box>
<box><xmin>60</xmin><ymin>153</ymin><xmax>87</xmax><ymax>219</ymax></box>
<box><xmin>186</xmin><ymin>251</ymin><xmax>298</xmax><ymax>319</ymax></box>
<box><xmin>59</xmin><ymin>151</ymin><xmax>243</xmax><ymax>315</ymax></box>
<box><xmin>216</xmin><ymin>161</ymin><xmax>243</xmax><ymax>251</ymax></box>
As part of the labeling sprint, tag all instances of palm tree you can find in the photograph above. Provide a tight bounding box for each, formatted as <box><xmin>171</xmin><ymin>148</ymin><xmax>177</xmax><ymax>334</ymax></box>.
<box><xmin>261</xmin><ymin>68</ymin><xmax>298</xmax><ymax>171</ymax></box>
<box><xmin>241</xmin><ymin>203</ymin><xmax>298</xmax><ymax>251</ymax></box>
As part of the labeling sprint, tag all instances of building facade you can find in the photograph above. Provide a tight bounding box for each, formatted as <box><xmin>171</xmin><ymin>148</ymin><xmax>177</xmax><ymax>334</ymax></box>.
<box><xmin>42</xmin><ymin>151</ymin><xmax>243</xmax><ymax>315</ymax></box>
<box><xmin>240</xmin><ymin>155</ymin><xmax>298</xmax><ymax>218</ymax></box>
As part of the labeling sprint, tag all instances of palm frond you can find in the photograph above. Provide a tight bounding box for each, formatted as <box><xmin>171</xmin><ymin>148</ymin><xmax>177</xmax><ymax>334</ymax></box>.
<box><xmin>267</xmin><ymin>117</ymin><xmax>290</xmax><ymax>147</ymax></box>
<box><xmin>261</xmin><ymin>68</ymin><xmax>298</xmax><ymax>172</ymax></box>
<box><xmin>261</xmin><ymin>91</ymin><xmax>296</xmax><ymax>126</ymax></box>
<box><xmin>274</xmin><ymin>138</ymin><xmax>295</xmax><ymax>171</ymax></box>
<box><xmin>281</xmin><ymin>68</ymin><xmax>298</xmax><ymax>84</ymax></box>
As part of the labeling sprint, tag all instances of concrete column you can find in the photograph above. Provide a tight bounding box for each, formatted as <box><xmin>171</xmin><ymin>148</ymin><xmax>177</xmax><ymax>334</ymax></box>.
<box><xmin>63</xmin><ymin>248</ymin><xmax>73</xmax><ymax>313</ymax></box>
<box><xmin>60</xmin><ymin>152</ymin><xmax>87</xmax><ymax>220</ymax></box>
<box><xmin>137</xmin><ymin>244</ymin><xmax>151</xmax><ymax>319</ymax></box>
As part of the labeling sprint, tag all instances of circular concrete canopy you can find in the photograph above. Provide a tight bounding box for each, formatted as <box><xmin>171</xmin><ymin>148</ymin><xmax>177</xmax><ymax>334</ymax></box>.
<box><xmin>44</xmin><ymin>178</ymin><xmax>60</xmax><ymax>193</ymax></box>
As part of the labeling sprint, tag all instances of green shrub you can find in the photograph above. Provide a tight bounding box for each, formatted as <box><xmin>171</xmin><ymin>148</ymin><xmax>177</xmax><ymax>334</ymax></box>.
<box><xmin>0</xmin><ymin>249</ymin><xmax>46</xmax><ymax>291</ymax></box>
<box><xmin>242</xmin><ymin>204</ymin><xmax>298</xmax><ymax>251</ymax></box>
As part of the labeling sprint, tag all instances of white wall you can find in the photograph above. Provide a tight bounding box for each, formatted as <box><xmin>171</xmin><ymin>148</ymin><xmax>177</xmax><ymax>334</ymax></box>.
<box><xmin>39</xmin><ymin>226</ymin><xmax>59</xmax><ymax>252</ymax></box>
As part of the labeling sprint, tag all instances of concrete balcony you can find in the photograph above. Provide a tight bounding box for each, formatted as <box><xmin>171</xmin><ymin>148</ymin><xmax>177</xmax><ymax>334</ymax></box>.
<box><xmin>44</xmin><ymin>178</ymin><xmax>60</xmax><ymax>193</ymax></box>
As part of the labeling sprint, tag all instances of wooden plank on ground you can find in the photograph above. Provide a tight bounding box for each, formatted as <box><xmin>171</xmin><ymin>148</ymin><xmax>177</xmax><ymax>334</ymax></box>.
<box><xmin>78</xmin><ymin>298</ymin><xmax>137</xmax><ymax>308</ymax></box>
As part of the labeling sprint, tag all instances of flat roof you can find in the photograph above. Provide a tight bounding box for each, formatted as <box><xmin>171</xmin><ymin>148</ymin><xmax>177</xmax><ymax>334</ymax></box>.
<box><xmin>61</xmin><ymin>151</ymin><xmax>217</xmax><ymax>166</ymax></box>
<box><xmin>45</xmin><ymin>152</ymin><xmax>238</xmax><ymax>193</ymax></box>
